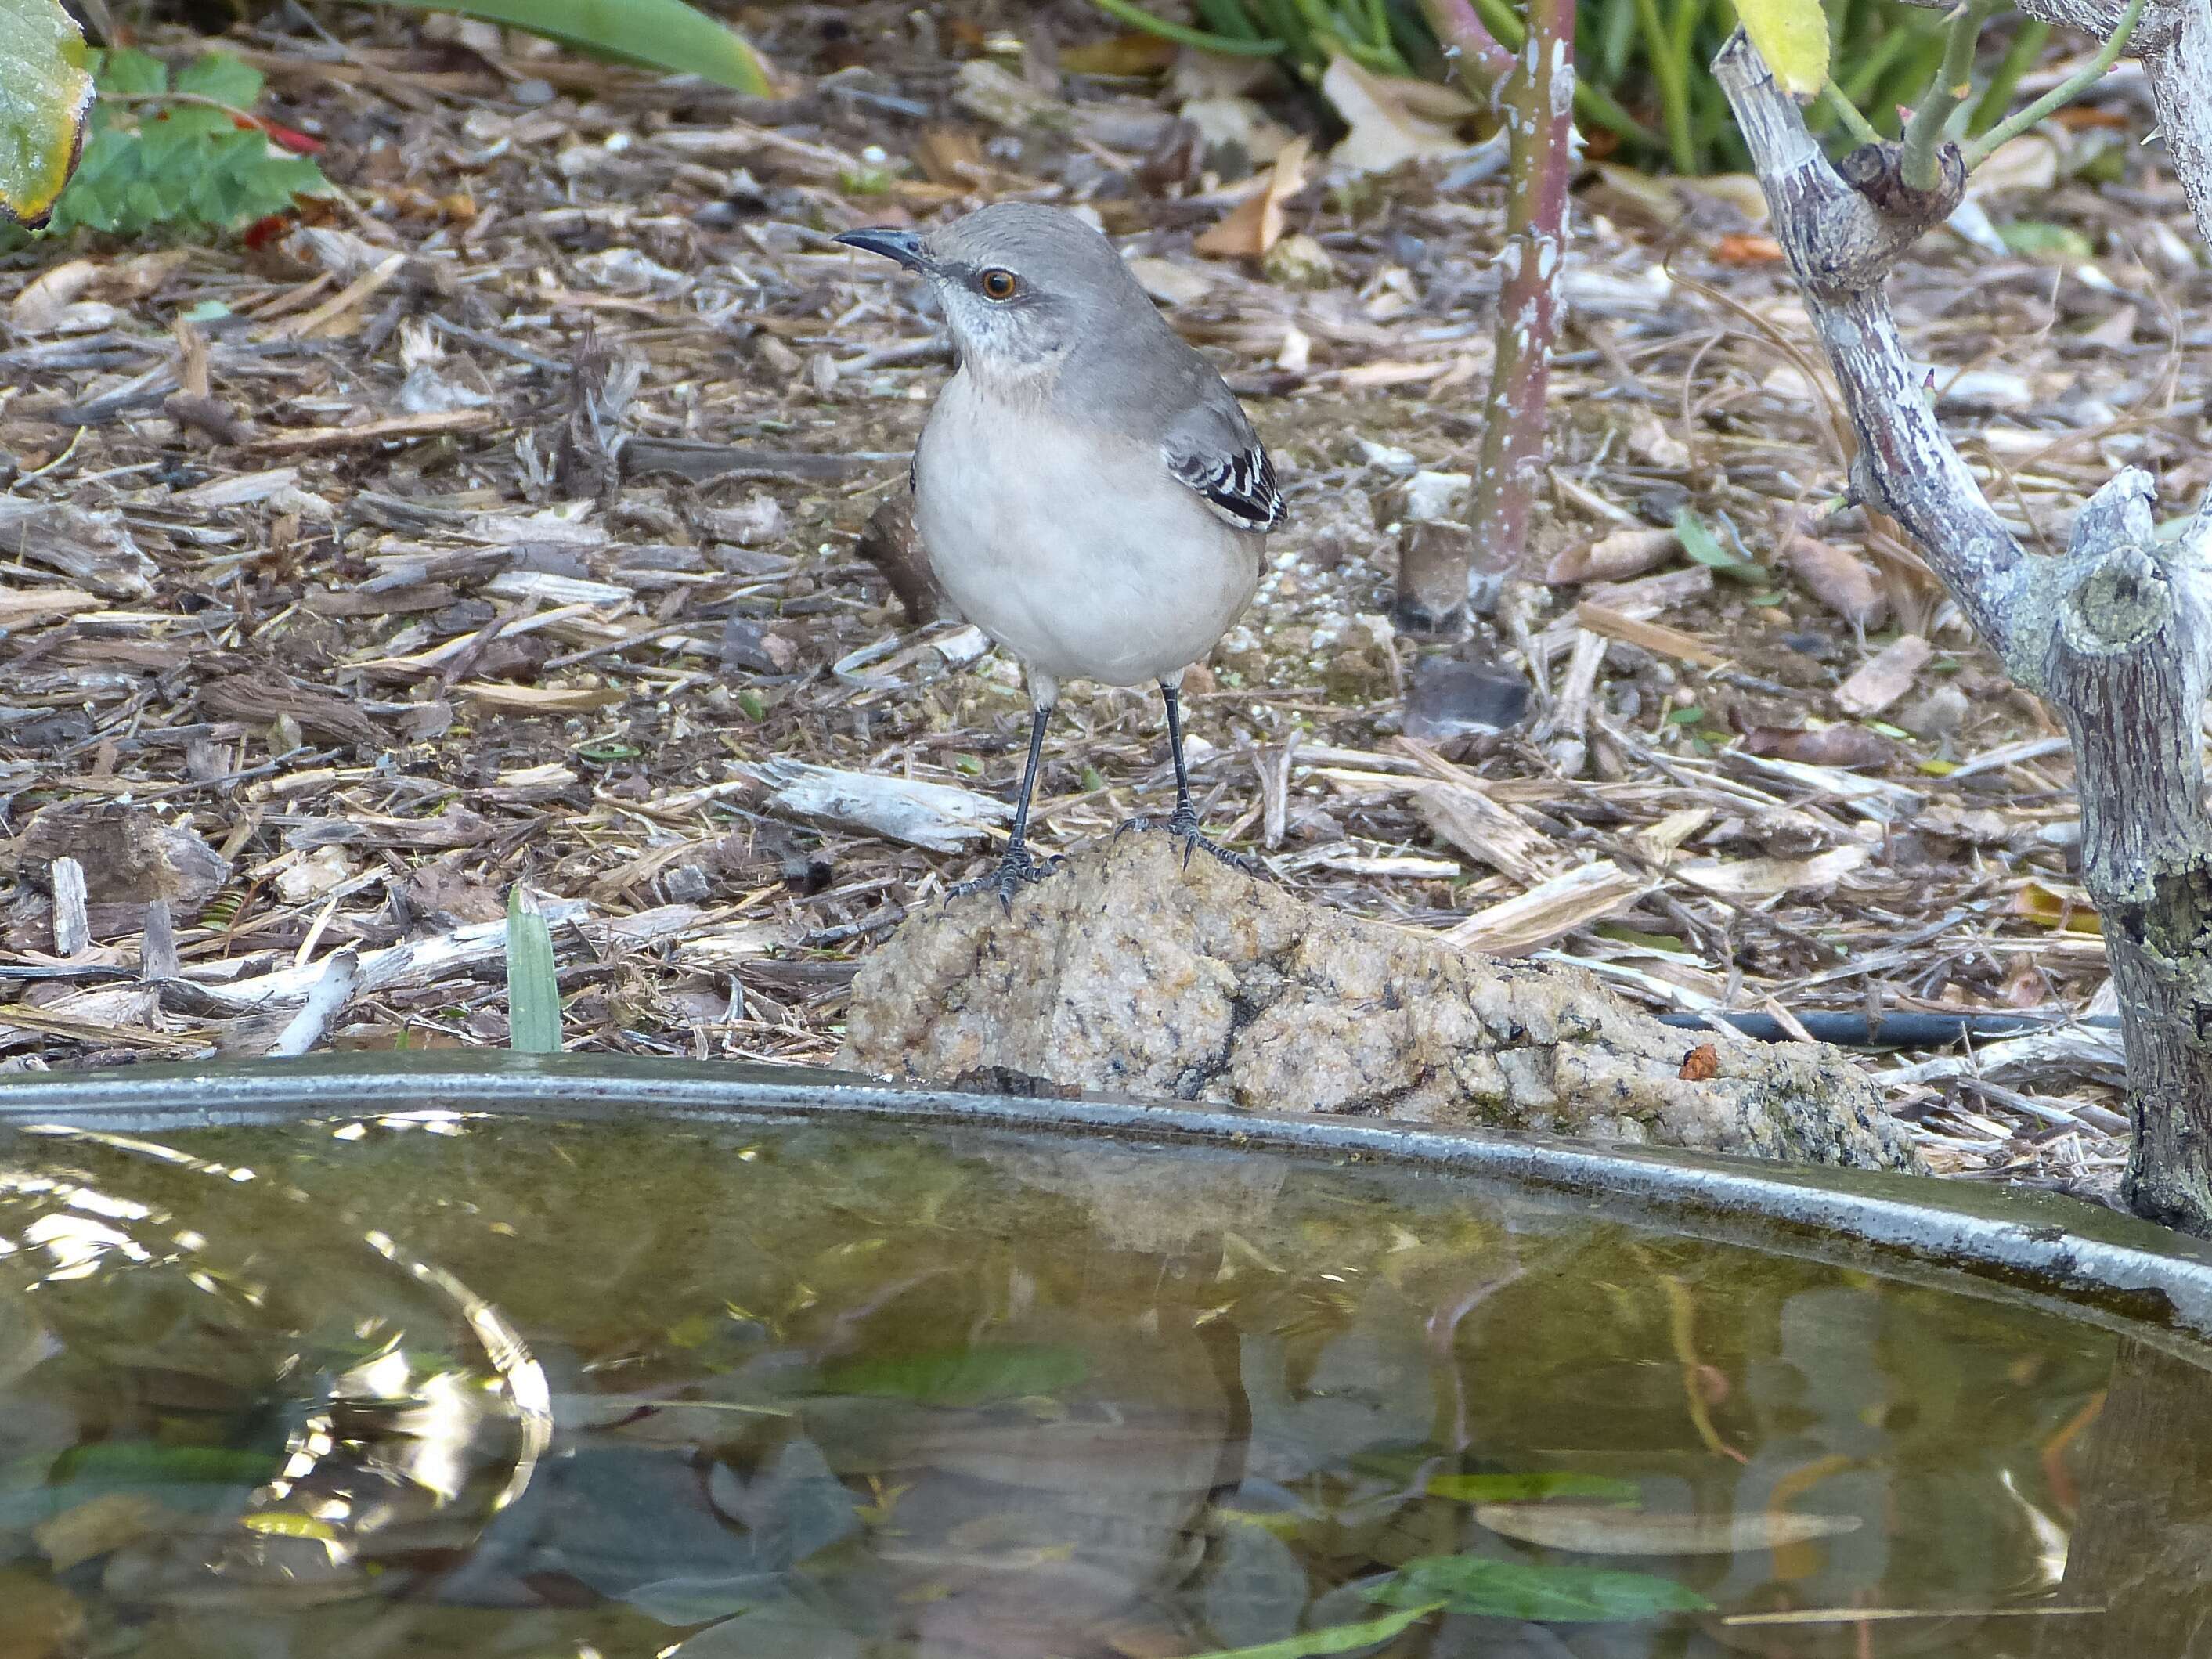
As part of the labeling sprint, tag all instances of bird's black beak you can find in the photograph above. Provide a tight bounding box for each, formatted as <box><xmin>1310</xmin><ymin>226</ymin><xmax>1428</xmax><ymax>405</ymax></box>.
<box><xmin>833</xmin><ymin>227</ymin><xmax>933</xmax><ymax>272</ymax></box>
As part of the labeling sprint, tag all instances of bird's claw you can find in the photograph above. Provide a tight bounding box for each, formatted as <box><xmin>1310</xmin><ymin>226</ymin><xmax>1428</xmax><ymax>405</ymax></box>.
<box><xmin>948</xmin><ymin>844</ymin><xmax>1064</xmax><ymax>911</ymax></box>
<box><xmin>1115</xmin><ymin>804</ymin><xmax>1265</xmax><ymax>875</ymax></box>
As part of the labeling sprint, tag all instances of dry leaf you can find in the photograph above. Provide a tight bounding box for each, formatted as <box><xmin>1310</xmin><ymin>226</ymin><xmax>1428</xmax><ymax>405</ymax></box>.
<box><xmin>1785</xmin><ymin>536</ymin><xmax>1885</xmax><ymax>630</ymax></box>
<box><xmin>1195</xmin><ymin>135</ymin><xmax>1310</xmax><ymax>259</ymax></box>
<box><xmin>2014</xmin><ymin>880</ymin><xmax>2102</xmax><ymax>935</ymax></box>
<box><xmin>1835</xmin><ymin>634</ymin><xmax>1932</xmax><ymax>717</ymax></box>
<box><xmin>9</xmin><ymin>258</ymin><xmax>102</xmax><ymax>334</ymax></box>
<box><xmin>915</xmin><ymin>124</ymin><xmax>985</xmax><ymax>186</ymax></box>
<box><xmin>1546</xmin><ymin>527</ymin><xmax>1678</xmax><ymax>586</ymax></box>
<box><xmin>1475</xmin><ymin>1503</ymin><xmax>1861</xmax><ymax>1554</ymax></box>
<box><xmin>1674</xmin><ymin>844</ymin><xmax>1869</xmax><ymax>899</ymax></box>
<box><xmin>1968</xmin><ymin>134</ymin><xmax>2059</xmax><ymax>197</ymax></box>
<box><xmin>1741</xmin><ymin>725</ymin><xmax>1900</xmax><ymax>770</ymax></box>
<box><xmin>1059</xmin><ymin>32</ymin><xmax>1179</xmax><ymax>76</ymax></box>
<box><xmin>1321</xmin><ymin>54</ymin><xmax>1467</xmax><ymax>174</ymax></box>
<box><xmin>1713</xmin><ymin>233</ymin><xmax>1784</xmax><ymax>266</ymax></box>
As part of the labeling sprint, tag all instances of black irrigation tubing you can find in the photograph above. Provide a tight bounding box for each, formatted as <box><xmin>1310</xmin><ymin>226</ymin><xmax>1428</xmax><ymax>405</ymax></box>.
<box><xmin>1658</xmin><ymin>1011</ymin><xmax>2127</xmax><ymax>1049</ymax></box>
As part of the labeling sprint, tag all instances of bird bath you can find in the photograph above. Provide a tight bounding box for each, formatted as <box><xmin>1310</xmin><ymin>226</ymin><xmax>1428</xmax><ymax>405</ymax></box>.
<box><xmin>1</xmin><ymin>1051</ymin><xmax>2207</xmax><ymax>1658</ymax></box>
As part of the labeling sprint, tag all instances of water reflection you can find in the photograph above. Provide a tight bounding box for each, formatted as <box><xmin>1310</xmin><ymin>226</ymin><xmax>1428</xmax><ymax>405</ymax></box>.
<box><xmin>0</xmin><ymin>1114</ymin><xmax>2199</xmax><ymax>1658</ymax></box>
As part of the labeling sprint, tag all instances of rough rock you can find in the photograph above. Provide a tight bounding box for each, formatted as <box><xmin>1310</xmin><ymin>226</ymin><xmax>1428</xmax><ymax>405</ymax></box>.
<box><xmin>843</xmin><ymin>836</ymin><xmax>1921</xmax><ymax>1172</ymax></box>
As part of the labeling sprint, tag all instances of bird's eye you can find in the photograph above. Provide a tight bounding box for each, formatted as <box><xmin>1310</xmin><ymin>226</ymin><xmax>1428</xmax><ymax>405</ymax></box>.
<box><xmin>978</xmin><ymin>268</ymin><xmax>1020</xmax><ymax>301</ymax></box>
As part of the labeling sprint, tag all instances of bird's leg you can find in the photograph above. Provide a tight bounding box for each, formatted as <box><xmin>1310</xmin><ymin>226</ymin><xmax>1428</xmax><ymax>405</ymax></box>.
<box><xmin>1117</xmin><ymin>679</ymin><xmax>1262</xmax><ymax>874</ymax></box>
<box><xmin>950</xmin><ymin>701</ymin><xmax>1065</xmax><ymax>909</ymax></box>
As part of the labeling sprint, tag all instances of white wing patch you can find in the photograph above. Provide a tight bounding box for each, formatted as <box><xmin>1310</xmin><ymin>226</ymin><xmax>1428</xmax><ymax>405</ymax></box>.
<box><xmin>1167</xmin><ymin>441</ymin><xmax>1283</xmax><ymax>533</ymax></box>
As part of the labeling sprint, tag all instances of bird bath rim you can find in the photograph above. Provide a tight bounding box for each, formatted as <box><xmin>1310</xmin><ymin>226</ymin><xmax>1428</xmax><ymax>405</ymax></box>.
<box><xmin>3</xmin><ymin>1049</ymin><xmax>2208</xmax><ymax>1358</ymax></box>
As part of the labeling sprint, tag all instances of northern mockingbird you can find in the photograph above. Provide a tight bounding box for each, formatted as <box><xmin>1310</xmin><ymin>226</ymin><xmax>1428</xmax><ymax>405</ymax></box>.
<box><xmin>835</xmin><ymin>204</ymin><xmax>1283</xmax><ymax>903</ymax></box>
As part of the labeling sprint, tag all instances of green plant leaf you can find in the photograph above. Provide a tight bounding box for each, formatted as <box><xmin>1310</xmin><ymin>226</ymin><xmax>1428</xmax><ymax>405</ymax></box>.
<box><xmin>363</xmin><ymin>0</ymin><xmax>769</xmax><ymax>95</ymax></box>
<box><xmin>0</xmin><ymin>0</ymin><xmax>95</xmax><ymax>228</ymax></box>
<box><xmin>1364</xmin><ymin>1556</ymin><xmax>1712</xmax><ymax>1623</ymax></box>
<box><xmin>1672</xmin><ymin>507</ymin><xmax>1762</xmax><ymax>581</ymax></box>
<box><xmin>809</xmin><ymin>1343</ymin><xmax>1088</xmax><ymax>1407</ymax></box>
<box><xmin>172</xmin><ymin>50</ymin><xmax>263</xmax><ymax>107</ymax></box>
<box><xmin>95</xmin><ymin>45</ymin><xmax>168</xmax><ymax>95</ymax></box>
<box><xmin>1185</xmin><ymin>1601</ymin><xmax>1445</xmax><ymax>1659</ymax></box>
<box><xmin>505</xmin><ymin>885</ymin><xmax>562</xmax><ymax>1054</ymax></box>
<box><xmin>1737</xmin><ymin>0</ymin><xmax>1831</xmax><ymax>96</ymax></box>
<box><xmin>1426</xmin><ymin>1473</ymin><xmax>1641</xmax><ymax>1504</ymax></box>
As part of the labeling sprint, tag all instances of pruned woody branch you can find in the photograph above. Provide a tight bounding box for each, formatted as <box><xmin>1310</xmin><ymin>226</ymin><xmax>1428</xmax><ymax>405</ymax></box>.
<box><xmin>1715</xmin><ymin>0</ymin><xmax>2212</xmax><ymax>1229</ymax></box>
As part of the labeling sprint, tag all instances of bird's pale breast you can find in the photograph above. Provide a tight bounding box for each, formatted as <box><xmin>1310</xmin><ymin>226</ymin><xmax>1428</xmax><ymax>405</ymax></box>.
<box><xmin>913</xmin><ymin>373</ymin><xmax>1261</xmax><ymax>689</ymax></box>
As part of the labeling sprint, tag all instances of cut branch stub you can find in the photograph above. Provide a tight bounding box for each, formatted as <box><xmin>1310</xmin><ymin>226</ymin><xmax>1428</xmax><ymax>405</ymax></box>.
<box><xmin>1835</xmin><ymin>140</ymin><xmax>1967</xmax><ymax>231</ymax></box>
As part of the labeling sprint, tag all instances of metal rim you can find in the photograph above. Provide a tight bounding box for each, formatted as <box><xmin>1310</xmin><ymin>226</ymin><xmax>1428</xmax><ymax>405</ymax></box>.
<box><xmin>5</xmin><ymin>1050</ymin><xmax>2210</xmax><ymax>1350</ymax></box>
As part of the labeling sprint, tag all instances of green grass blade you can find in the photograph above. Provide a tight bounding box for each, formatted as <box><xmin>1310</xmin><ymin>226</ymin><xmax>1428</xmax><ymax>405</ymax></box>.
<box><xmin>1185</xmin><ymin>1602</ymin><xmax>1445</xmax><ymax>1659</ymax></box>
<box><xmin>505</xmin><ymin>885</ymin><xmax>561</xmax><ymax>1055</ymax></box>
<box><xmin>1090</xmin><ymin>0</ymin><xmax>1285</xmax><ymax>53</ymax></box>
<box><xmin>362</xmin><ymin>0</ymin><xmax>769</xmax><ymax>95</ymax></box>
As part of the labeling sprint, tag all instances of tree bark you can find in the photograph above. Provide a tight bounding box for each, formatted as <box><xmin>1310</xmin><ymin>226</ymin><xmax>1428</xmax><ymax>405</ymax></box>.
<box><xmin>1402</xmin><ymin>0</ymin><xmax>1576</xmax><ymax>630</ymax></box>
<box><xmin>1714</xmin><ymin>33</ymin><xmax>2212</xmax><ymax>1234</ymax></box>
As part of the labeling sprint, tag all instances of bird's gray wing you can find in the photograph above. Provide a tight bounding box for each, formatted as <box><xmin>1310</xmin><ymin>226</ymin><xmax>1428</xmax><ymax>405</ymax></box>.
<box><xmin>1161</xmin><ymin>400</ymin><xmax>1283</xmax><ymax>533</ymax></box>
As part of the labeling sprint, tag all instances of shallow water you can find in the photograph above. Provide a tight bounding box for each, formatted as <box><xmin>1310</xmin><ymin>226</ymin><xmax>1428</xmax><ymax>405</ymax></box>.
<box><xmin>0</xmin><ymin>1109</ymin><xmax>2203</xmax><ymax>1659</ymax></box>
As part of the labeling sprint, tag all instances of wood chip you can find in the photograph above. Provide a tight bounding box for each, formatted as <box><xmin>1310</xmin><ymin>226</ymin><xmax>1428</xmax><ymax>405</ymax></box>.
<box><xmin>1416</xmin><ymin>784</ymin><xmax>1555</xmax><ymax>887</ymax></box>
<box><xmin>1442</xmin><ymin>860</ymin><xmax>1651</xmax><ymax>957</ymax></box>
<box><xmin>248</xmin><ymin>408</ymin><xmax>499</xmax><ymax>453</ymax></box>
<box><xmin>1573</xmin><ymin>600</ymin><xmax>1725</xmax><ymax>667</ymax></box>
<box><xmin>456</xmin><ymin>682</ymin><xmax>626</xmax><ymax>712</ymax></box>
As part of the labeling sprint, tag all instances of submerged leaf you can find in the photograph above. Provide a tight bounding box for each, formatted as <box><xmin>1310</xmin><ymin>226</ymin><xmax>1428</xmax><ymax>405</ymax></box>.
<box><xmin>1474</xmin><ymin>1503</ymin><xmax>1862</xmax><ymax>1555</ymax></box>
<box><xmin>0</xmin><ymin>0</ymin><xmax>95</xmax><ymax>228</ymax></box>
<box><xmin>1427</xmin><ymin>1472</ymin><xmax>1640</xmax><ymax>1504</ymax></box>
<box><xmin>1186</xmin><ymin>1599</ymin><xmax>1445</xmax><ymax>1658</ymax></box>
<box><xmin>810</xmin><ymin>1343</ymin><xmax>1088</xmax><ymax>1407</ymax></box>
<box><xmin>1366</xmin><ymin>1555</ymin><xmax>1712</xmax><ymax>1621</ymax></box>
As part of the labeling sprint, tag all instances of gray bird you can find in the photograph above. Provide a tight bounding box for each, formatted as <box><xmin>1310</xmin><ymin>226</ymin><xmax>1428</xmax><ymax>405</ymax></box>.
<box><xmin>835</xmin><ymin>204</ymin><xmax>1283</xmax><ymax>903</ymax></box>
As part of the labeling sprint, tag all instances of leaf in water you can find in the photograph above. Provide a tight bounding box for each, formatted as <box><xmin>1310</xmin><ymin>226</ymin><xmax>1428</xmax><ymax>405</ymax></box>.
<box><xmin>364</xmin><ymin>0</ymin><xmax>768</xmax><ymax>96</ymax></box>
<box><xmin>1366</xmin><ymin>1555</ymin><xmax>1712</xmax><ymax>1621</ymax></box>
<box><xmin>1199</xmin><ymin>1515</ymin><xmax>1310</xmax><ymax>1650</ymax></box>
<box><xmin>0</xmin><ymin>0</ymin><xmax>95</xmax><ymax>228</ymax></box>
<box><xmin>809</xmin><ymin>1343</ymin><xmax>1088</xmax><ymax>1408</ymax></box>
<box><xmin>1736</xmin><ymin>0</ymin><xmax>1830</xmax><ymax>96</ymax></box>
<box><xmin>665</xmin><ymin>1596</ymin><xmax>868</xmax><ymax>1658</ymax></box>
<box><xmin>1474</xmin><ymin>1502</ymin><xmax>1860</xmax><ymax>1556</ymax></box>
<box><xmin>51</xmin><ymin>1442</ymin><xmax>281</xmax><ymax>1486</ymax></box>
<box><xmin>1185</xmin><ymin>1599</ymin><xmax>1445</xmax><ymax>1659</ymax></box>
<box><xmin>0</xmin><ymin>1283</ymin><xmax>51</xmax><ymax>1390</ymax></box>
<box><xmin>1427</xmin><ymin>1473</ymin><xmax>1640</xmax><ymax>1504</ymax></box>
<box><xmin>624</xmin><ymin>1571</ymin><xmax>787</xmax><ymax>1625</ymax></box>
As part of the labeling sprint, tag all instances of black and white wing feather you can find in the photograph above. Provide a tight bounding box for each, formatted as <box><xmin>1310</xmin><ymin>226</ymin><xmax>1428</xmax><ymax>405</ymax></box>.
<box><xmin>1163</xmin><ymin>404</ymin><xmax>1284</xmax><ymax>533</ymax></box>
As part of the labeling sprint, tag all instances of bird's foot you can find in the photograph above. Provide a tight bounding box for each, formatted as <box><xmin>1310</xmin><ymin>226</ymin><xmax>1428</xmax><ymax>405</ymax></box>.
<box><xmin>948</xmin><ymin>842</ymin><xmax>1064</xmax><ymax>911</ymax></box>
<box><xmin>1115</xmin><ymin>803</ymin><xmax>1265</xmax><ymax>875</ymax></box>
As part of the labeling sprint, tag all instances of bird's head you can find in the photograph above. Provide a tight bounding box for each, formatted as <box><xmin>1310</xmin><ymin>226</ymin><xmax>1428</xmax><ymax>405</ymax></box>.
<box><xmin>835</xmin><ymin>204</ymin><xmax>1150</xmax><ymax>382</ymax></box>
